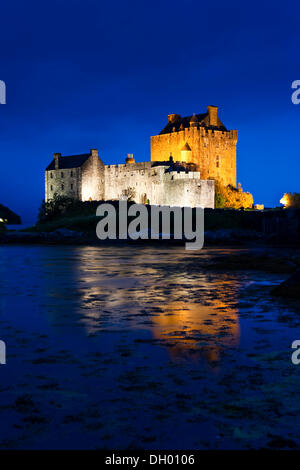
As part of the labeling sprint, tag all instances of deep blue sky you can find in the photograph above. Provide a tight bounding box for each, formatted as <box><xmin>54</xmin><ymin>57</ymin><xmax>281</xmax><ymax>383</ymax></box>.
<box><xmin>0</xmin><ymin>0</ymin><xmax>299</xmax><ymax>222</ymax></box>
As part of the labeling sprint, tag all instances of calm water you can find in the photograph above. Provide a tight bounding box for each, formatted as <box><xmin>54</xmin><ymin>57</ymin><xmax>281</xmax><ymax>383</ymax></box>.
<box><xmin>0</xmin><ymin>245</ymin><xmax>299</xmax><ymax>449</ymax></box>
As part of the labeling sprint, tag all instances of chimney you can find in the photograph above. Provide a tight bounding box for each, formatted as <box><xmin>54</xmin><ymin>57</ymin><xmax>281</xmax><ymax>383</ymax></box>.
<box><xmin>207</xmin><ymin>106</ymin><xmax>218</xmax><ymax>126</ymax></box>
<box><xmin>53</xmin><ymin>152</ymin><xmax>61</xmax><ymax>170</ymax></box>
<box><xmin>168</xmin><ymin>114</ymin><xmax>181</xmax><ymax>123</ymax></box>
<box><xmin>90</xmin><ymin>149</ymin><xmax>98</xmax><ymax>158</ymax></box>
<box><xmin>125</xmin><ymin>153</ymin><xmax>135</xmax><ymax>164</ymax></box>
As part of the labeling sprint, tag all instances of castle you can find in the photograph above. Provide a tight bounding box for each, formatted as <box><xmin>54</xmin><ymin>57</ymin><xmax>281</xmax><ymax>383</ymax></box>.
<box><xmin>45</xmin><ymin>106</ymin><xmax>238</xmax><ymax>208</ymax></box>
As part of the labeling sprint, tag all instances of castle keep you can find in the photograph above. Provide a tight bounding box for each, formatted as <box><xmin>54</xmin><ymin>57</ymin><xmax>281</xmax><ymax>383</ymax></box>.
<box><xmin>151</xmin><ymin>106</ymin><xmax>237</xmax><ymax>187</ymax></box>
<box><xmin>45</xmin><ymin>106</ymin><xmax>238</xmax><ymax>208</ymax></box>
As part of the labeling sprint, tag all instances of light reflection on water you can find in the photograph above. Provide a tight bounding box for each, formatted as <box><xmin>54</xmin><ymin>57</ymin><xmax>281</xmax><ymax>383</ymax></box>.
<box><xmin>0</xmin><ymin>244</ymin><xmax>299</xmax><ymax>449</ymax></box>
<box><xmin>61</xmin><ymin>246</ymin><xmax>242</xmax><ymax>366</ymax></box>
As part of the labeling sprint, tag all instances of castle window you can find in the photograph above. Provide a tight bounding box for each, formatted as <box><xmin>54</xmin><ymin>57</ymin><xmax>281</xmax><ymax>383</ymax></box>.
<box><xmin>50</xmin><ymin>185</ymin><xmax>53</xmax><ymax>191</ymax></box>
<box><xmin>50</xmin><ymin>173</ymin><xmax>53</xmax><ymax>179</ymax></box>
<box><xmin>71</xmin><ymin>184</ymin><xmax>73</xmax><ymax>190</ymax></box>
<box><xmin>70</xmin><ymin>171</ymin><xmax>73</xmax><ymax>177</ymax></box>
<box><xmin>61</xmin><ymin>184</ymin><xmax>64</xmax><ymax>190</ymax></box>
<box><xmin>216</xmin><ymin>156</ymin><xmax>220</xmax><ymax>168</ymax></box>
<box><xmin>61</xmin><ymin>172</ymin><xmax>64</xmax><ymax>178</ymax></box>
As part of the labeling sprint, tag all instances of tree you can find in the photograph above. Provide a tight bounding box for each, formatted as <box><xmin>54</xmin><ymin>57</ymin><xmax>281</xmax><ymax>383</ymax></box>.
<box><xmin>38</xmin><ymin>194</ymin><xmax>75</xmax><ymax>223</ymax></box>
<box><xmin>214</xmin><ymin>181</ymin><xmax>253</xmax><ymax>209</ymax></box>
<box><xmin>280</xmin><ymin>193</ymin><xmax>300</xmax><ymax>208</ymax></box>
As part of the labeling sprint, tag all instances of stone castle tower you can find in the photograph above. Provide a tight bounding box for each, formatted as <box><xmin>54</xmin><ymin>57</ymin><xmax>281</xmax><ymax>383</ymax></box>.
<box><xmin>151</xmin><ymin>106</ymin><xmax>237</xmax><ymax>187</ymax></box>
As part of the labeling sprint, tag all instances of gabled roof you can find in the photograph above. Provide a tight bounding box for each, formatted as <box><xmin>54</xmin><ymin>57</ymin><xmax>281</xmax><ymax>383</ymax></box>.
<box><xmin>46</xmin><ymin>153</ymin><xmax>90</xmax><ymax>171</ymax></box>
<box><xmin>159</xmin><ymin>113</ymin><xmax>227</xmax><ymax>135</ymax></box>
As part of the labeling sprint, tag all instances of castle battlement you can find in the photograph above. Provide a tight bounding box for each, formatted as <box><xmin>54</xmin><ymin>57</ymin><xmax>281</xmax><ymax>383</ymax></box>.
<box><xmin>167</xmin><ymin>171</ymin><xmax>201</xmax><ymax>180</ymax></box>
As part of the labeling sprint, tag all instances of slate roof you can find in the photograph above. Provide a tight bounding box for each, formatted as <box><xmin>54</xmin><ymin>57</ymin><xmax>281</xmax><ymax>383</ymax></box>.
<box><xmin>159</xmin><ymin>113</ymin><xmax>227</xmax><ymax>135</ymax></box>
<box><xmin>46</xmin><ymin>153</ymin><xmax>90</xmax><ymax>171</ymax></box>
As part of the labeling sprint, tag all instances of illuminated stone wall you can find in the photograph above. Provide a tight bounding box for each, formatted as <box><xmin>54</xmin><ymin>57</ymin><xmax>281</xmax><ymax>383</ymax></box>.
<box><xmin>45</xmin><ymin>154</ymin><xmax>215</xmax><ymax>208</ymax></box>
<box><xmin>45</xmin><ymin>150</ymin><xmax>105</xmax><ymax>202</ymax></box>
<box><xmin>45</xmin><ymin>166</ymin><xmax>82</xmax><ymax>202</ymax></box>
<box><xmin>81</xmin><ymin>150</ymin><xmax>105</xmax><ymax>201</ymax></box>
<box><xmin>151</xmin><ymin>118</ymin><xmax>237</xmax><ymax>187</ymax></box>
<box><xmin>103</xmin><ymin>162</ymin><xmax>214</xmax><ymax>208</ymax></box>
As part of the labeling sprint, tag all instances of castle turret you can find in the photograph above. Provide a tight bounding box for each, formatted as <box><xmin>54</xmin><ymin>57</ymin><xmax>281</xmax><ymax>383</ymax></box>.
<box><xmin>181</xmin><ymin>142</ymin><xmax>192</xmax><ymax>162</ymax></box>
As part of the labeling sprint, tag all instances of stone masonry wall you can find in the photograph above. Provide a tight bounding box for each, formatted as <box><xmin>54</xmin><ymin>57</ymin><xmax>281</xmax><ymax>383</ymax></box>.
<box><xmin>81</xmin><ymin>150</ymin><xmax>105</xmax><ymax>201</ymax></box>
<box><xmin>104</xmin><ymin>162</ymin><xmax>214</xmax><ymax>208</ymax></box>
<box><xmin>45</xmin><ymin>166</ymin><xmax>82</xmax><ymax>202</ymax></box>
<box><xmin>150</xmin><ymin>127</ymin><xmax>237</xmax><ymax>187</ymax></box>
<box><xmin>45</xmin><ymin>155</ymin><xmax>215</xmax><ymax>208</ymax></box>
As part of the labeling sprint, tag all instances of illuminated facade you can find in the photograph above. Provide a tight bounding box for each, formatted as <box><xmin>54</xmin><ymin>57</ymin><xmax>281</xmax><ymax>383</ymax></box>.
<box><xmin>45</xmin><ymin>150</ymin><xmax>215</xmax><ymax>208</ymax></box>
<box><xmin>151</xmin><ymin>106</ymin><xmax>237</xmax><ymax>187</ymax></box>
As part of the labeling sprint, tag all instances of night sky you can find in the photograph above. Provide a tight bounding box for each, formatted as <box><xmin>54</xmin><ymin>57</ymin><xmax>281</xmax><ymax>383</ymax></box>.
<box><xmin>0</xmin><ymin>0</ymin><xmax>299</xmax><ymax>222</ymax></box>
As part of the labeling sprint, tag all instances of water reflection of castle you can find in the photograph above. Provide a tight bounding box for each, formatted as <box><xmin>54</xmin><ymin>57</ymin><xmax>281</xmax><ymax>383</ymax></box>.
<box><xmin>69</xmin><ymin>248</ymin><xmax>241</xmax><ymax>366</ymax></box>
<box><xmin>152</xmin><ymin>299</ymin><xmax>240</xmax><ymax>364</ymax></box>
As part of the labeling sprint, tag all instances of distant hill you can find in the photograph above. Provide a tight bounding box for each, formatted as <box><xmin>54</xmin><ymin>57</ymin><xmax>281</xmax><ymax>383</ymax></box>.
<box><xmin>0</xmin><ymin>204</ymin><xmax>21</xmax><ymax>224</ymax></box>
